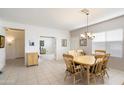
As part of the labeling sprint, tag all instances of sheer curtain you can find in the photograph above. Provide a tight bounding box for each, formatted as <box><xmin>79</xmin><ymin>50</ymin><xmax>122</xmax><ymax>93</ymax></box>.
<box><xmin>92</xmin><ymin>32</ymin><xmax>106</xmax><ymax>53</ymax></box>
<box><xmin>92</xmin><ymin>29</ymin><xmax>123</xmax><ymax>58</ymax></box>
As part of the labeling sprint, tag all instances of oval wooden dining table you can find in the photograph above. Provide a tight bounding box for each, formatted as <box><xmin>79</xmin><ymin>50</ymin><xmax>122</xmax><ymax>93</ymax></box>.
<box><xmin>73</xmin><ymin>55</ymin><xmax>96</xmax><ymax>84</ymax></box>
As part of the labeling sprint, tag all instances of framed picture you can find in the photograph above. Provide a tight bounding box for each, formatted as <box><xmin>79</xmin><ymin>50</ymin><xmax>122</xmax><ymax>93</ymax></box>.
<box><xmin>40</xmin><ymin>40</ymin><xmax>44</xmax><ymax>46</ymax></box>
<box><xmin>29</xmin><ymin>41</ymin><xmax>35</xmax><ymax>46</ymax></box>
<box><xmin>0</xmin><ymin>35</ymin><xmax>5</xmax><ymax>48</ymax></box>
<box><xmin>62</xmin><ymin>39</ymin><xmax>67</xmax><ymax>47</ymax></box>
<box><xmin>80</xmin><ymin>39</ymin><xmax>87</xmax><ymax>46</ymax></box>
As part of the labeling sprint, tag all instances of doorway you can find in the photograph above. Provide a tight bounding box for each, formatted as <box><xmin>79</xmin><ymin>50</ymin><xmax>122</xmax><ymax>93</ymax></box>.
<box><xmin>39</xmin><ymin>36</ymin><xmax>56</xmax><ymax>61</ymax></box>
<box><xmin>5</xmin><ymin>28</ymin><xmax>25</xmax><ymax>63</ymax></box>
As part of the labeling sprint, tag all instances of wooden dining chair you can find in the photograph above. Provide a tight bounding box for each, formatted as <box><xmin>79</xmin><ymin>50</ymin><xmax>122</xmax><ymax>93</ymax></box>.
<box><xmin>63</xmin><ymin>54</ymin><xmax>82</xmax><ymax>84</ymax></box>
<box><xmin>89</xmin><ymin>55</ymin><xmax>105</xmax><ymax>84</ymax></box>
<box><xmin>68</xmin><ymin>50</ymin><xmax>77</xmax><ymax>58</ymax></box>
<box><xmin>77</xmin><ymin>49</ymin><xmax>86</xmax><ymax>56</ymax></box>
<box><xmin>102</xmin><ymin>54</ymin><xmax>110</xmax><ymax>78</ymax></box>
<box><xmin>95</xmin><ymin>50</ymin><xmax>106</xmax><ymax>55</ymax></box>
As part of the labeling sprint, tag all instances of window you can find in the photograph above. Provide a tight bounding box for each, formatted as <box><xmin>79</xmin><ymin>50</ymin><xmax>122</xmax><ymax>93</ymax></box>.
<box><xmin>92</xmin><ymin>29</ymin><xmax>123</xmax><ymax>58</ymax></box>
<box><xmin>92</xmin><ymin>32</ymin><xmax>106</xmax><ymax>53</ymax></box>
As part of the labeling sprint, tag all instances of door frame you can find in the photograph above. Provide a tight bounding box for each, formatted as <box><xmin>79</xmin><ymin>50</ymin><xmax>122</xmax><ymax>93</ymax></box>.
<box><xmin>5</xmin><ymin>27</ymin><xmax>25</xmax><ymax>64</ymax></box>
<box><xmin>39</xmin><ymin>36</ymin><xmax>57</xmax><ymax>60</ymax></box>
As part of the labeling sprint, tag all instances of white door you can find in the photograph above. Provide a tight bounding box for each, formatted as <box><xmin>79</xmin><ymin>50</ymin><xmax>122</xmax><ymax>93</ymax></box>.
<box><xmin>15</xmin><ymin>39</ymin><xmax>24</xmax><ymax>58</ymax></box>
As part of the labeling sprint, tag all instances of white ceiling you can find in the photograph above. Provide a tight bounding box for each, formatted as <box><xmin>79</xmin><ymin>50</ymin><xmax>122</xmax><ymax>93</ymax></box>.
<box><xmin>0</xmin><ymin>8</ymin><xmax>124</xmax><ymax>31</ymax></box>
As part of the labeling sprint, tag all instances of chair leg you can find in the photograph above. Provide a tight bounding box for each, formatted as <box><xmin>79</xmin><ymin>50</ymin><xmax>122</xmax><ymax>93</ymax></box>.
<box><xmin>105</xmin><ymin>71</ymin><xmax>109</xmax><ymax>78</ymax></box>
<box><xmin>103</xmin><ymin>71</ymin><xmax>105</xmax><ymax>76</ymax></box>
<box><xmin>80</xmin><ymin>72</ymin><xmax>82</xmax><ymax>80</ymax></box>
<box><xmin>64</xmin><ymin>72</ymin><xmax>68</xmax><ymax>81</ymax></box>
<box><xmin>102</xmin><ymin>75</ymin><xmax>104</xmax><ymax>84</ymax></box>
<box><xmin>93</xmin><ymin>76</ymin><xmax>96</xmax><ymax>84</ymax></box>
<box><xmin>99</xmin><ymin>74</ymin><xmax>104</xmax><ymax>83</ymax></box>
<box><xmin>73</xmin><ymin>75</ymin><xmax>76</xmax><ymax>84</ymax></box>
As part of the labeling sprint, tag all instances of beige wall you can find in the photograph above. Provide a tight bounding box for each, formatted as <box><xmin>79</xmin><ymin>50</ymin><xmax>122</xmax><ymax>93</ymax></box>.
<box><xmin>70</xmin><ymin>15</ymin><xmax>124</xmax><ymax>71</ymax></box>
<box><xmin>6</xmin><ymin>29</ymin><xmax>25</xmax><ymax>59</ymax></box>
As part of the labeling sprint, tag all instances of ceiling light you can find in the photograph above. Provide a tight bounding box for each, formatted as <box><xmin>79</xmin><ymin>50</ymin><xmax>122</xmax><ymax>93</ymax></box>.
<box><xmin>80</xmin><ymin>9</ymin><xmax>95</xmax><ymax>40</ymax></box>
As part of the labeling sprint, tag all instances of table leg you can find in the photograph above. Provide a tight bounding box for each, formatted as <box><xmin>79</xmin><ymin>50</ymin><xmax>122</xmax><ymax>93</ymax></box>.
<box><xmin>86</xmin><ymin>66</ymin><xmax>90</xmax><ymax>85</ymax></box>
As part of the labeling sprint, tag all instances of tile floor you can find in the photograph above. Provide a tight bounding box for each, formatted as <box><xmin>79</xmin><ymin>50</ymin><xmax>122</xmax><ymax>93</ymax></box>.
<box><xmin>0</xmin><ymin>58</ymin><xmax>124</xmax><ymax>85</ymax></box>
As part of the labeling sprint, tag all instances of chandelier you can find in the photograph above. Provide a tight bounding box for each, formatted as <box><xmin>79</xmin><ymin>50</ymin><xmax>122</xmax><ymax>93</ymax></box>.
<box><xmin>80</xmin><ymin>9</ymin><xmax>95</xmax><ymax>40</ymax></box>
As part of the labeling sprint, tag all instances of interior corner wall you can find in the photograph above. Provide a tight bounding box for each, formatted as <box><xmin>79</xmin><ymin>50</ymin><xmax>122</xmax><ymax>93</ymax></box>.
<box><xmin>70</xmin><ymin>15</ymin><xmax>124</xmax><ymax>71</ymax></box>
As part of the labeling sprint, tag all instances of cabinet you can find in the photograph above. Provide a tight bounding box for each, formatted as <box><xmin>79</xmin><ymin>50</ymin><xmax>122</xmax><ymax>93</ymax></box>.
<box><xmin>26</xmin><ymin>52</ymin><xmax>38</xmax><ymax>66</ymax></box>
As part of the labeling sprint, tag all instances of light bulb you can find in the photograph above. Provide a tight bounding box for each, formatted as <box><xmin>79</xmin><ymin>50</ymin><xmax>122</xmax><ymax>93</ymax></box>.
<box><xmin>80</xmin><ymin>34</ymin><xmax>86</xmax><ymax>39</ymax></box>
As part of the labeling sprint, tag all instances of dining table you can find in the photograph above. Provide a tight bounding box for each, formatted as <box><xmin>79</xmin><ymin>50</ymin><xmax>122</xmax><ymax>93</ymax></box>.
<box><xmin>73</xmin><ymin>55</ymin><xmax>96</xmax><ymax>84</ymax></box>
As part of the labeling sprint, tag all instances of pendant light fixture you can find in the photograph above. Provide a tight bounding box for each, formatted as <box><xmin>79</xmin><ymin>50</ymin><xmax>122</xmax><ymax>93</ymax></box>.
<box><xmin>80</xmin><ymin>9</ymin><xmax>95</xmax><ymax>40</ymax></box>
